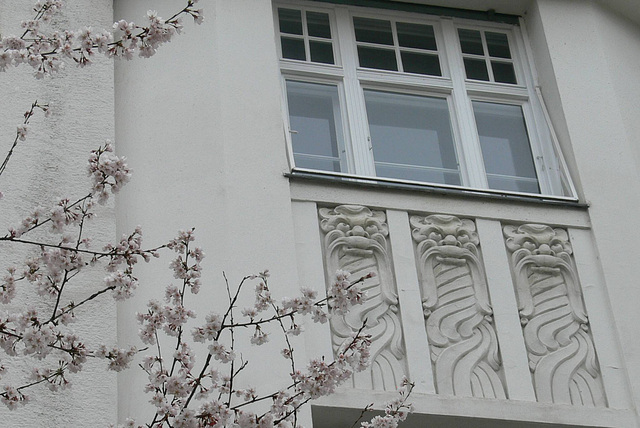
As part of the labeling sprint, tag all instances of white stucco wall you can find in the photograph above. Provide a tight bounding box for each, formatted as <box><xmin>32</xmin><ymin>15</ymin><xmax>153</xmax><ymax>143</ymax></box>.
<box><xmin>113</xmin><ymin>0</ymin><xmax>311</xmax><ymax>424</ymax></box>
<box><xmin>0</xmin><ymin>0</ymin><xmax>117</xmax><ymax>426</ymax></box>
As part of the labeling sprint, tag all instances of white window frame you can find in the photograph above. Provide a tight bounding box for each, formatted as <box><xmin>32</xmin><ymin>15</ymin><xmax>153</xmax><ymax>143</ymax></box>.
<box><xmin>275</xmin><ymin>0</ymin><xmax>577</xmax><ymax>200</ymax></box>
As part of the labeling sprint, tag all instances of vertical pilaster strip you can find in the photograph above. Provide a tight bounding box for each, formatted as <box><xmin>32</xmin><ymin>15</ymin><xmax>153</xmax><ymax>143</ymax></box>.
<box><xmin>569</xmin><ymin>228</ymin><xmax>632</xmax><ymax>409</ymax></box>
<box><xmin>291</xmin><ymin>201</ymin><xmax>335</xmax><ymax>360</ymax></box>
<box><xmin>476</xmin><ymin>218</ymin><xmax>536</xmax><ymax>401</ymax></box>
<box><xmin>386</xmin><ymin>209</ymin><xmax>436</xmax><ymax>394</ymax></box>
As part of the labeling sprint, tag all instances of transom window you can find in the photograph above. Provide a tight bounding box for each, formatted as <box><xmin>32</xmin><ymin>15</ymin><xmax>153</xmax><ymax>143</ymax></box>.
<box><xmin>275</xmin><ymin>1</ymin><xmax>576</xmax><ymax>198</ymax></box>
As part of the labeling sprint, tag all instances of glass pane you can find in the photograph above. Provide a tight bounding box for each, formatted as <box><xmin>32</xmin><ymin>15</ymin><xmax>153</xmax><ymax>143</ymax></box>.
<box><xmin>397</xmin><ymin>22</ymin><xmax>437</xmax><ymax>50</ymax></box>
<box><xmin>310</xmin><ymin>41</ymin><xmax>334</xmax><ymax>64</ymax></box>
<box><xmin>357</xmin><ymin>46</ymin><xmax>397</xmax><ymax>71</ymax></box>
<box><xmin>401</xmin><ymin>51</ymin><xmax>441</xmax><ymax>76</ymax></box>
<box><xmin>458</xmin><ymin>29</ymin><xmax>484</xmax><ymax>55</ymax></box>
<box><xmin>286</xmin><ymin>81</ymin><xmax>343</xmax><ymax>172</ymax></box>
<box><xmin>281</xmin><ymin>37</ymin><xmax>305</xmax><ymax>61</ymax></box>
<box><xmin>307</xmin><ymin>11</ymin><xmax>331</xmax><ymax>39</ymax></box>
<box><xmin>491</xmin><ymin>61</ymin><xmax>517</xmax><ymax>84</ymax></box>
<box><xmin>487</xmin><ymin>175</ymin><xmax>540</xmax><ymax>194</ymax></box>
<box><xmin>353</xmin><ymin>17</ymin><xmax>394</xmax><ymax>45</ymax></box>
<box><xmin>473</xmin><ymin>101</ymin><xmax>539</xmax><ymax>193</ymax></box>
<box><xmin>278</xmin><ymin>8</ymin><xmax>303</xmax><ymax>35</ymax></box>
<box><xmin>486</xmin><ymin>32</ymin><xmax>511</xmax><ymax>58</ymax></box>
<box><xmin>463</xmin><ymin>58</ymin><xmax>489</xmax><ymax>81</ymax></box>
<box><xmin>364</xmin><ymin>90</ymin><xmax>460</xmax><ymax>185</ymax></box>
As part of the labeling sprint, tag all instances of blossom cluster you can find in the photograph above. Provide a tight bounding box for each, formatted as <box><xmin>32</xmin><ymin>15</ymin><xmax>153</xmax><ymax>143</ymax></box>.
<box><xmin>167</xmin><ymin>229</ymin><xmax>203</xmax><ymax>294</ymax></box>
<box><xmin>328</xmin><ymin>270</ymin><xmax>369</xmax><ymax>315</ymax></box>
<box><xmin>95</xmin><ymin>345</ymin><xmax>137</xmax><ymax>373</ymax></box>
<box><xmin>0</xmin><ymin>145</ymin><xmax>162</xmax><ymax>409</ymax></box>
<box><xmin>0</xmin><ymin>307</ymin><xmax>97</xmax><ymax>408</ymax></box>
<box><xmin>87</xmin><ymin>142</ymin><xmax>131</xmax><ymax>204</ymax></box>
<box><xmin>123</xmin><ymin>266</ymin><xmax>376</xmax><ymax>427</ymax></box>
<box><xmin>360</xmin><ymin>378</ymin><xmax>414</xmax><ymax>428</ymax></box>
<box><xmin>6</xmin><ymin>198</ymin><xmax>87</xmax><ymax>239</ymax></box>
<box><xmin>0</xmin><ymin>0</ymin><xmax>203</xmax><ymax>77</ymax></box>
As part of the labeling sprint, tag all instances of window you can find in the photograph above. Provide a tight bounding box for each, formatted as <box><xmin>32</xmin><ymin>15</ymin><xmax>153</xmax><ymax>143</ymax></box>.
<box><xmin>275</xmin><ymin>1</ymin><xmax>576</xmax><ymax>198</ymax></box>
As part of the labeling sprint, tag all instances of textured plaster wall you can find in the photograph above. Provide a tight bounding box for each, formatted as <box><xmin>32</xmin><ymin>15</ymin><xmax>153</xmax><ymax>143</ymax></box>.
<box><xmin>531</xmin><ymin>0</ymin><xmax>640</xmax><ymax>424</ymax></box>
<box><xmin>0</xmin><ymin>0</ymin><xmax>117</xmax><ymax>426</ymax></box>
<box><xmin>113</xmin><ymin>0</ymin><xmax>310</xmax><ymax>424</ymax></box>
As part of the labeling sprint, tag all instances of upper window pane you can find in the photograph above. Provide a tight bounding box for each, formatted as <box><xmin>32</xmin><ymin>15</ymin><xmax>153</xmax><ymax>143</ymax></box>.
<box><xmin>463</xmin><ymin>58</ymin><xmax>489</xmax><ymax>81</ymax></box>
<box><xmin>458</xmin><ymin>29</ymin><xmax>484</xmax><ymax>55</ymax></box>
<box><xmin>281</xmin><ymin>37</ymin><xmax>306</xmax><ymax>61</ymax></box>
<box><xmin>491</xmin><ymin>61</ymin><xmax>517</xmax><ymax>84</ymax></box>
<box><xmin>353</xmin><ymin>17</ymin><xmax>394</xmax><ymax>45</ymax></box>
<box><xmin>397</xmin><ymin>22</ymin><xmax>437</xmax><ymax>51</ymax></box>
<box><xmin>286</xmin><ymin>81</ymin><xmax>344</xmax><ymax>173</ymax></box>
<box><xmin>307</xmin><ymin>11</ymin><xmax>331</xmax><ymax>38</ymax></box>
<box><xmin>486</xmin><ymin>32</ymin><xmax>511</xmax><ymax>59</ymax></box>
<box><xmin>365</xmin><ymin>90</ymin><xmax>460</xmax><ymax>185</ymax></box>
<box><xmin>309</xmin><ymin>41</ymin><xmax>334</xmax><ymax>64</ymax></box>
<box><xmin>401</xmin><ymin>52</ymin><xmax>441</xmax><ymax>76</ymax></box>
<box><xmin>473</xmin><ymin>101</ymin><xmax>539</xmax><ymax>194</ymax></box>
<box><xmin>278</xmin><ymin>8</ymin><xmax>303</xmax><ymax>35</ymax></box>
<box><xmin>357</xmin><ymin>46</ymin><xmax>397</xmax><ymax>71</ymax></box>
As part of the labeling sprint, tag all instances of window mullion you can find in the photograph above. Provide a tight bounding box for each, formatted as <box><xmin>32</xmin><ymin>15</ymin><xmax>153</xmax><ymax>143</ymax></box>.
<box><xmin>391</xmin><ymin>20</ymin><xmax>403</xmax><ymax>73</ymax></box>
<box><xmin>481</xmin><ymin>32</ymin><xmax>495</xmax><ymax>82</ymax></box>
<box><xmin>441</xmin><ymin>19</ymin><xmax>488</xmax><ymax>189</ymax></box>
<box><xmin>334</xmin><ymin>8</ymin><xmax>376</xmax><ymax>176</ymax></box>
<box><xmin>301</xmin><ymin>9</ymin><xmax>311</xmax><ymax>62</ymax></box>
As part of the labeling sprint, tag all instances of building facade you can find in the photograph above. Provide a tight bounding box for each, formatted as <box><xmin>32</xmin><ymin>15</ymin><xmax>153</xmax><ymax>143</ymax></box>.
<box><xmin>1</xmin><ymin>0</ymin><xmax>640</xmax><ymax>426</ymax></box>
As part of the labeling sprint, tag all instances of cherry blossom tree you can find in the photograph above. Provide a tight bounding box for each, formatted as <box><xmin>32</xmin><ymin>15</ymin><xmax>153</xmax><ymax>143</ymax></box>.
<box><xmin>0</xmin><ymin>1</ymin><xmax>413</xmax><ymax>427</ymax></box>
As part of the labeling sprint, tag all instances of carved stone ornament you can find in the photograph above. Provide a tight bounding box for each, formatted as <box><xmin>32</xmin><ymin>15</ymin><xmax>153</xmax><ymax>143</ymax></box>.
<box><xmin>318</xmin><ymin>205</ymin><xmax>408</xmax><ymax>390</ymax></box>
<box><xmin>410</xmin><ymin>215</ymin><xmax>506</xmax><ymax>399</ymax></box>
<box><xmin>503</xmin><ymin>224</ymin><xmax>606</xmax><ymax>407</ymax></box>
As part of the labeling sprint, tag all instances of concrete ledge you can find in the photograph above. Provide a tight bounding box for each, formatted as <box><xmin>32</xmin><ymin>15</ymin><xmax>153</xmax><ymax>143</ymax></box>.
<box><xmin>312</xmin><ymin>389</ymin><xmax>636</xmax><ymax>427</ymax></box>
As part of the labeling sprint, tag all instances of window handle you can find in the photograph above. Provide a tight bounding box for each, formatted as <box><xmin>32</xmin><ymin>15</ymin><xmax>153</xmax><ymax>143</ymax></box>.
<box><xmin>289</xmin><ymin>129</ymin><xmax>298</xmax><ymax>134</ymax></box>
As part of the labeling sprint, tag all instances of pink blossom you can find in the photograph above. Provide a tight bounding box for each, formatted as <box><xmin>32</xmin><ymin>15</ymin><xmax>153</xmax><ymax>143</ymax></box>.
<box><xmin>87</xmin><ymin>142</ymin><xmax>131</xmax><ymax>204</ymax></box>
<box><xmin>16</xmin><ymin>125</ymin><xmax>27</xmax><ymax>141</ymax></box>
<box><xmin>95</xmin><ymin>345</ymin><xmax>137</xmax><ymax>372</ymax></box>
<box><xmin>0</xmin><ymin>385</ymin><xmax>28</xmax><ymax>410</ymax></box>
<box><xmin>208</xmin><ymin>341</ymin><xmax>234</xmax><ymax>363</ymax></box>
<box><xmin>0</xmin><ymin>268</ymin><xmax>17</xmax><ymax>304</ymax></box>
<box><xmin>192</xmin><ymin>313</ymin><xmax>222</xmax><ymax>342</ymax></box>
<box><xmin>250</xmin><ymin>326</ymin><xmax>269</xmax><ymax>345</ymax></box>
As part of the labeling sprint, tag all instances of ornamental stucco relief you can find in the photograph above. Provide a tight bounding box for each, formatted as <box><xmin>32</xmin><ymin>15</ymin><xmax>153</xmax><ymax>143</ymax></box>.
<box><xmin>503</xmin><ymin>224</ymin><xmax>606</xmax><ymax>407</ymax></box>
<box><xmin>410</xmin><ymin>215</ymin><xmax>506</xmax><ymax>399</ymax></box>
<box><xmin>319</xmin><ymin>205</ymin><xmax>407</xmax><ymax>391</ymax></box>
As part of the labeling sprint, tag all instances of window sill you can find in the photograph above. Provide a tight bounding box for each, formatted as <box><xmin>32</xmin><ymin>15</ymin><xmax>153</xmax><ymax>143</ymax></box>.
<box><xmin>285</xmin><ymin>168</ymin><xmax>585</xmax><ymax>208</ymax></box>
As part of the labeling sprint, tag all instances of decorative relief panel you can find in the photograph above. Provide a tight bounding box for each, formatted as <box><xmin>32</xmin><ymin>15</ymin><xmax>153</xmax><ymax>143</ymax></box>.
<box><xmin>503</xmin><ymin>224</ymin><xmax>606</xmax><ymax>407</ymax></box>
<box><xmin>410</xmin><ymin>215</ymin><xmax>506</xmax><ymax>398</ymax></box>
<box><xmin>319</xmin><ymin>205</ymin><xmax>408</xmax><ymax>391</ymax></box>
